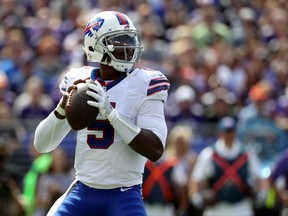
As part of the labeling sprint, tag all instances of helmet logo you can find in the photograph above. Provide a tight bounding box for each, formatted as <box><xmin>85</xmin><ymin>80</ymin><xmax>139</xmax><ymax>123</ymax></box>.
<box><xmin>84</xmin><ymin>17</ymin><xmax>104</xmax><ymax>37</ymax></box>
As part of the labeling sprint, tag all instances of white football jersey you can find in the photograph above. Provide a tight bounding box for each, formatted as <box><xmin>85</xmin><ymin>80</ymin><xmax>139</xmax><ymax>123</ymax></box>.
<box><xmin>59</xmin><ymin>66</ymin><xmax>170</xmax><ymax>188</ymax></box>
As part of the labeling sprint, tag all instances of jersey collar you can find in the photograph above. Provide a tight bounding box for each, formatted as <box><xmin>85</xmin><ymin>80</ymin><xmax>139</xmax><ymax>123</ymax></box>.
<box><xmin>90</xmin><ymin>68</ymin><xmax>127</xmax><ymax>91</ymax></box>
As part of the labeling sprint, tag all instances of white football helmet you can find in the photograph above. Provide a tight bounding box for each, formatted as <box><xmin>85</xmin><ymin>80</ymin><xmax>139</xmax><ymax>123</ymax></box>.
<box><xmin>83</xmin><ymin>11</ymin><xmax>143</xmax><ymax>72</ymax></box>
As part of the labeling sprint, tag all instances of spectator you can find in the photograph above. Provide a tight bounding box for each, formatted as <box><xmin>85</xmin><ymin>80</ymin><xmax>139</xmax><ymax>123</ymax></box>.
<box><xmin>0</xmin><ymin>93</ymin><xmax>26</xmax><ymax>216</ymax></box>
<box><xmin>189</xmin><ymin>116</ymin><xmax>262</xmax><ymax>216</ymax></box>
<box><xmin>0</xmin><ymin>100</ymin><xmax>28</xmax><ymax>187</ymax></box>
<box><xmin>190</xmin><ymin>3</ymin><xmax>232</xmax><ymax>48</ymax></box>
<box><xmin>10</xmin><ymin>57</ymin><xmax>36</xmax><ymax>95</ymax></box>
<box><xmin>168</xmin><ymin>35</ymin><xmax>197</xmax><ymax>83</ymax></box>
<box><xmin>201</xmin><ymin>87</ymin><xmax>237</xmax><ymax>123</ymax></box>
<box><xmin>165</xmin><ymin>84</ymin><xmax>204</xmax><ymax>130</ymax></box>
<box><xmin>143</xmin><ymin>157</ymin><xmax>178</xmax><ymax>216</ymax></box>
<box><xmin>0</xmin><ymin>138</ymin><xmax>26</xmax><ymax>216</ymax></box>
<box><xmin>238</xmin><ymin>80</ymin><xmax>273</xmax><ymax>124</ymax></box>
<box><xmin>165</xmin><ymin>125</ymin><xmax>197</xmax><ymax>216</ymax></box>
<box><xmin>34</xmin><ymin>148</ymin><xmax>74</xmax><ymax>216</ymax></box>
<box><xmin>0</xmin><ymin>29</ymin><xmax>33</xmax><ymax>87</ymax></box>
<box><xmin>23</xmin><ymin>140</ymin><xmax>52</xmax><ymax>216</ymax></box>
<box><xmin>140</xmin><ymin>18</ymin><xmax>168</xmax><ymax>64</ymax></box>
<box><xmin>0</xmin><ymin>71</ymin><xmax>16</xmax><ymax>107</ymax></box>
<box><xmin>61</xmin><ymin>11</ymin><xmax>87</xmax><ymax>68</ymax></box>
<box><xmin>12</xmin><ymin>76</ymin><xmax>54</xmax><ymax>130</ymax></box>
<box><xmin>274</xmin><ymin>95</ymin><xmax>288</xmax><ymax>132</ymax></box>
<box><xmin>269</xmin><ymin>149</ymin><xmax>288</xmax><ymax>216</ymax></box>
<box><xmin>193</xmin><ymin>48</ymin><xmax>220</xmax><ymax>94</ymax></box>
<box><xmin>34</xmin><ymin>35</ymin><xmax>66</xmax><ymax>92</ymax></box>
<box><xmin>215</xmin><ymin>50</ymin><xmax>247</xmax><ymax>97</ymax></box>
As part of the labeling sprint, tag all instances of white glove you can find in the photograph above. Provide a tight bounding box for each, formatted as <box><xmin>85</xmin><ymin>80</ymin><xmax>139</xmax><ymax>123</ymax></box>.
<box><xmin>86</xmin><ymin>80</ymin><xmax>113</xmax><ymax>119</ymax></box>
<box><xmin>86</xmin><ymin>80</ymin><xmax>141</xmax><ymax>144</ymax></box>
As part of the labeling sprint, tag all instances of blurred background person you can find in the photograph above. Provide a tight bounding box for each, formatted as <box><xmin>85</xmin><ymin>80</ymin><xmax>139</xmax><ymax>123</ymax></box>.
<box><xmin>0</xmin><ymin>29</ymin><xmax>33</xmax><ymax>89</ymax></box>
<box><xmin>190</xmin><ymin>3</ymin><xmax>232</xmax><ymax>48</ymax></box>
<box><xmin>189</xmin><ymin>116</ymin><xmax>262</xmax><ymax>216</ymax></box>
<box><xmin>34</xmin><ymin>148</ymin><xmax>74</xmax><ymax>216</ymax></box>
<box><xmin>165</xmin><ymin>84</ymin><xmax>205</xmax><ymax>130</ymax></box>
<box><xmin>0</xmin><ymin>100</ymin><xmax>27</xmax><ymax>188</ymax></box>
<box><xmin>143</xmin><ymin>152</ymin><xmax>178</xmax><ymax>216</ymax></box>
<box><xmin>269</xmin><ymin>149</ymin><xmax>288</xmax><ymax>216</ymax></box>
<box><xmin>22</xmin><ymin>137</ymin><xmax>52</xmax><ymax>216</ymax></box>
<box><xmin>238</xmin><ymin>80</ymin><xmax>273</xmax><ymax>124</ymax></box>
<box><xmin>33</xmin><ymin>35</ymin><xmax>65</xmax><ymax>93</ymax></box>
<box><xmin>12</xmin><ymin>76</ymin><xmax>54</xmax><ymax>130</ymax></box>
<box><xmin>201</xmin><ymin>87</ymin><xmax>237</xmax><ymax>124</ymax></box>
<box><xmin>0</xmin><ymin>71</ymin><xmax>16</xmax><ymax>108</ymax></box>
<box><xmin>0</xmin><ymin>137</ymin><xmax>26</xmax><ymax>216</ymax></box>
<box><xmin>165</xmin><ymin>125</ymin><xmax>197</xmax><ymax>216</ymax></box>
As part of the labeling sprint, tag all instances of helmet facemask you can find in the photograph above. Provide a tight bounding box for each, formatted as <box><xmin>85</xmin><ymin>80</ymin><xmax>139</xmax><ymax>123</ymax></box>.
<box><xmin>86</xmin><ymin>30</ymin><xmax>142</xmax><ymax>72</ymax></box>
<box><xmin>100</xmin><ymin>31</ymin><xmax>142</xmax><ymax>72</ymax></box>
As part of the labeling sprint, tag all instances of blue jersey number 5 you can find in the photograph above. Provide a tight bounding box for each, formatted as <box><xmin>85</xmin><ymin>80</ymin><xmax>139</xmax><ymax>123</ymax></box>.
<box><xmin>86</xmin><ymin>102</ymin><xmax>116</xmax><ymax>149</ymax></box>
<box><xmin>87</xmin><ymin>120</ymin><xmax>115</xmax><ymax>149</ymax></box>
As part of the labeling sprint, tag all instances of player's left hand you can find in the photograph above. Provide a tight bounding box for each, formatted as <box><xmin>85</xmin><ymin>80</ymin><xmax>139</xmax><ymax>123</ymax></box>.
<box><xmin>86</xmin><ymin>80</ymin><xmax>113</xmax><ymax>119</ymax></box>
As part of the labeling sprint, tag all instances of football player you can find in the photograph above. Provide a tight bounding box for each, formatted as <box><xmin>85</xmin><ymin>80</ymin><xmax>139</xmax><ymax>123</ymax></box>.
<box><xmin>33</xmin><ymin>11</ymin><xmax>170</xmax><ymax>216</ymax></box>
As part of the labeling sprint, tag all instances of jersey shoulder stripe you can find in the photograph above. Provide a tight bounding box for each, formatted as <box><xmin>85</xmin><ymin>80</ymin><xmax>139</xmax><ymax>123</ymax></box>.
<box><xmin>130</xmin><ymin>67</ymin><xmax>170</xmax><ymax>101</ymax></box>
<box><xmin>147</xmin><ymin>77</ymin><xmax>170</xmax><ymax>96</ymax></box>
<box><xmin>149</xmin><ymin>78</ymin><xmax>169</xmax><ymax>86</ymax></box>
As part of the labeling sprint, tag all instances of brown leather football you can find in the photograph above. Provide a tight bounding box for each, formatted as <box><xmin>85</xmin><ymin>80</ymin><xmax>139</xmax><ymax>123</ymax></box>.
<box><xmin>65</xmin><ymin>82</ymin><xmax>99</xmax><ymax>130</ymax></box>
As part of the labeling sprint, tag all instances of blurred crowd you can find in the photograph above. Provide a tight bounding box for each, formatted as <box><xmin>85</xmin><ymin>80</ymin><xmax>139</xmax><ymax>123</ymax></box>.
<box><xmin>1</xmin><ymin>0</ymin><xmax>288</xmax><ymax>215</ymax></box>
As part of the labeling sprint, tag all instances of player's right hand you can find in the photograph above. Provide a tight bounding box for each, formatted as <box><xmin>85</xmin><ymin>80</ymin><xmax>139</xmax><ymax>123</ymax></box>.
<box><xmin>86</xmin><ymin>80</ymin><xmax>113</xmax><ymax>119</ymax></box>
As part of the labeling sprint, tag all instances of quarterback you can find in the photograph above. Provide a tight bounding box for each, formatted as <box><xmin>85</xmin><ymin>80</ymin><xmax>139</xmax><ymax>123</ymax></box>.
<box><xmin>33</xmin><ymin>11</ymin><xmax>170</xmax><ymax>216</ymax></box>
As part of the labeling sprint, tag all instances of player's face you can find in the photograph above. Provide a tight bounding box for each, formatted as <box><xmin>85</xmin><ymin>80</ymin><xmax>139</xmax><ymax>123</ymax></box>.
<box><xmin>107</xmin><ymin>35</ymin><xmax>137</xmax><ymax>61</ymax></box>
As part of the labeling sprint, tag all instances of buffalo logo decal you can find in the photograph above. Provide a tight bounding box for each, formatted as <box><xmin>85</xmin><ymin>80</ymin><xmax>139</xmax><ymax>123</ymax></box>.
<box><xmin>84</xmin><ymin>17</ymin><xmax>105</xmax><ymax>37</ymax></box>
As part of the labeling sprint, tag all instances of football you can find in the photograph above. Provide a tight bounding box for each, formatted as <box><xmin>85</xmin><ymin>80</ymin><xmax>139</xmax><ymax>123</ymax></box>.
<box><xmin>65</xmin><ymin>81</ymin><xmax>99</xmax><ymax>130</ymax></box>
